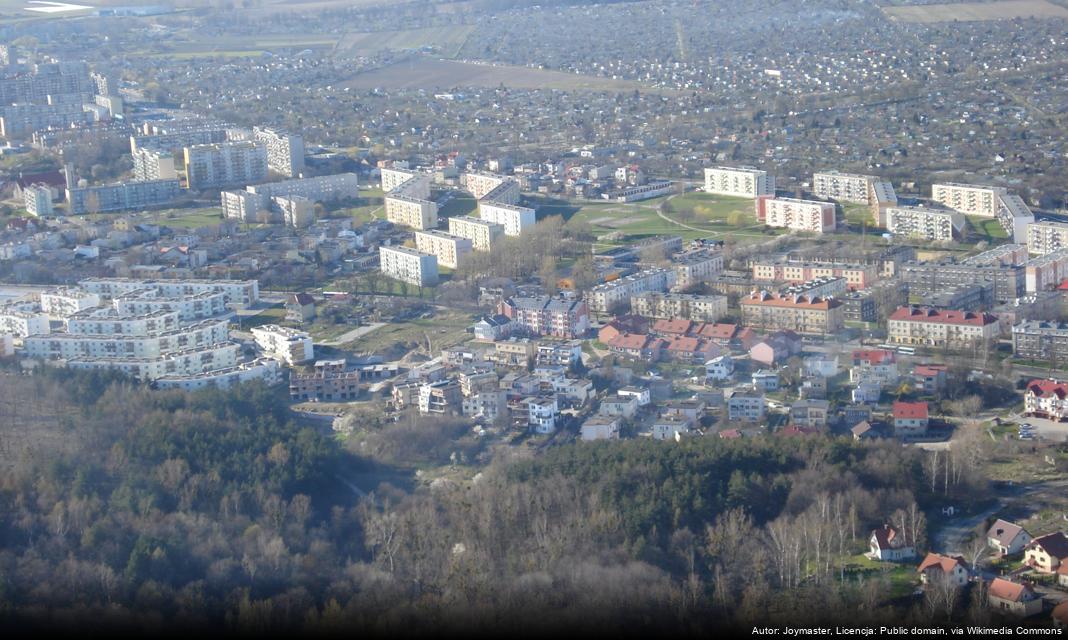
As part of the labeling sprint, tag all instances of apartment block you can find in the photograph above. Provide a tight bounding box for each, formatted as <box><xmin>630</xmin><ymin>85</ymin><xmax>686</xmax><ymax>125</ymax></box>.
<box><xmin>997</xmin><ymin>194</ymin><xmax>1034</xmax><ymax>244</ymax></box>
<box><xmin>1027</xmin><ymin>221</ymin><xmax>1068</xmax><ymax>256</ymax></box>
<box><xmin>112</xmin><ymin>290</ymin><xmax>228</xmax><ymax>321</ymax></box>
<box><xmin>248</xmin><ymin>173</ymin><xmax>359</xmax><ymax>203</ymax></box>
<box><xmin>80</xmin><ymin>278</ymin><xmax>259</xmax><ymax>308</ymax></box>
<box><xmin>932</xmin><ymin>182</ymin><xmax>1006</xmax><ymax>217</ymax></box>
<box><xmin>672</xmin><ymin>249</ymin><xmax>724</xmax><ymax>289</ymax></box>
<box><xmin>751</xmin><ymin>261</ymin><xmax>877</xmax><ymax>290</ymax></box>
<box><xmin>414</xmin><ymin>230</ymin><xmax>473</xmax><ymax>269</ymax></box>
<box><xmin>740</xmin><ymin>290</ymin><xmax>844</xmax><ymax>334</ymax></box>
<box><xmin>447</xmin><ymin>215</ymin><xmax>504</xmax><ymax>251</ymax></box>
<box><xmin>40</xmin><ymin>289</ymin><xmax>100</xmax><ymax>317</ymax></box>
<box><xmin>631</xmin><ymin>292</ymin><xmax>728</xmax><ymax>323</ymax></box>
<box><xmin>275</xmin><ymin>195</ymin><xmax>314</xmax><ymax>228</ymax></box>
<box><xmin>703</xmin><ymin>166</ymin><xmax>774</xmax><ymax>198</ymax></box>
<box><xmin>24</xmin><ymin>318</ymin><xmax>230</xmax><ymax>361</ymax></box>
<box><xmin>252</xmin><ymin>324</ymin><xmax>314</xmax><ymax>365</ymax></box>
<box><xmin>760</xmin><ymin>197</ymin><xmax>836</xmax><ymax>233</ymax></box>
<box><xmin>0</xmin><ymin>306</ymin><xmax>51</xmax><ymax>337</ymax></box>
<box><xmin>222</xmin><ymin>189</ymin><xmax>262</xmax><ymax>222</ymax></box>
<box><xmin>252</xmin><ymin>126</ymin><xmax>305</xmax><ymax>177</ymax></box>
<box><xmin>379</xmin><ymin>245</ymin><xmax>439</xmax><ymax>286</ymax></box>
<box><xmin>1024</xmin><ymin>248</ymin><xmax>1068</xmax><ymax>293</ymax></box>
<box><xmin>132</xmin><ymin>146</ymin><xmax>178</xmax><ymax>181</ymax></box>
<box><xmin>66</xmin><ymin>308</ymin><xmax>181</xmax><ymax>336</ymax></box>
<box><xmin>67</xmin><ymin>342</ymin><xmax>241</xmax><ymax>382</ymax></box>
<box><xmin>1012</xmin><ymin>321</ymin><xmax>1068</xmax><ymax>363</ymax></box>
<box><xmin>479</xmin><ymin>200</ymin><xmax>536</xmax><ymax>237</ymax></box>
<box><xmin>498</xmin><ymin>295</ymin><xmax>590</xmax><ymax>339</ymax></box>
<box><xmin>812</xmin><ymin>171</ymin><xmax>878</xmax><ymax>205</ymax></box>
<box><xmin>184</xmin><ymin>141</ymin><xmax>269</xmax><ymax>190</ymax></box>
<box><xmin>23</xmin><ymin>184</ymin><xmax>53</xmax><ymax>216</ymax></box>
<box><xmin>156</xmin><ymin>358</ymin><xmax>280</xmax><ymax>391</ymax></box>
<box><xmin>779</xmin><ymin>276</ymin><xmax>848</xmax><ymax>300</ymax></box>
<box><xmin>464</xmin><ymin>171</ymin><xmax>515</xmax><ymax>201</ymax></box>
<box><xmin>900</xmin><ymin>262</ymin><xmax>1023</xmax><ymax>304</ymax></box>
<box><xmin>887</xmin><ymin>307</ymin><xmax>999</xmax><ymax>348</ymax></box>
<box><xmin>67</xmin><ymin>179</ymin><xmax>181</xmax><ymax>214</ymax></box>
<box><xmin>886</xmin><ymin>206</ymin><xmax>964</xmax><ymax>242</ymax></box>
<box><xmin>586</xmin><ymin>267</ymin><xmax>677</xmax><ymax>313</ymax></box>
<box><xmin>383</xmin><ymin>171</ymin><xmax>437</xmax><ymax>230</ymax></box>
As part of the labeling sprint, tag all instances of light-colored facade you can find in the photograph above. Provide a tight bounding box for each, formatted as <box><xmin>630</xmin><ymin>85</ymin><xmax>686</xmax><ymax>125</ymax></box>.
<box><xmin>132</xmin><ymin>146</ymin><xmax>178</xmax><ymax>181</ymax></box>
<box><xmin>763</xmin><ymin>197</ymin><xmax>836</xmax><ymax>233</ymax></box>
<box><xmin>23</xmin><ymin>184</ymin><xmax>53</xmax><ymax>216</ymax></box>
<box><xmin>0</xmin><ymin>306</ymin><xmax>51</xmax><ymax>337</ymax></box>
<box><xmin>66</xmin><ymin>342</ymin><xmax>240</xmax><ymax>382</ymax></box>
<box><xmin>1025</xmin><ymin>248</ymin><xmax>1068</xmax><ymax>293</ymax></box>
<box><xmin>251</xmin><ymin>324</ymin><xmax>313</xmax><ymax>365</ymax></box>
<box><xmin>275</xmin><ymin>195</ymin><xmax>314</xmax><ymax>228</ymax></box>
<box><xmin>886</xmin><ymin>206</ymin><xmax>965</xmax><ymax>242</ymax></box>
<box><xmin>184</xmin><ymin>141</ymin><xmax>269</xmax><ymax>190</ymax></box>
<box><xmin>581</xmin><ymin>415</ymin><xmax>621</xmax><ymax>441</ymax></box>
<box><xmin>252</xmin><ymin>126</ymin><xmax>304</xmax><ymax>177</ymax></box>
<box><xmin>932</xmin><ymin>182</ymin><xmax>1006</xmax><ymax>217</ymax></box>
<box><xmin>248</xmin><ymin>172</ymin><xmax>359</xmax><ymax>203</ymax></box>
<box><xmin>67</xmin><ymin>180</ymin><xmax>181</xmax><ymax>215</ymax></box>
<box><xmin>740</xmin><ymin>291</ymin><xmax>844</xmax><ymax>334</ymax></box>
<box><xmin>414</xmin><ymin>230</ymin><xmax>473</xmax><ymax>269</ymax></box>
<box><xmin>997</xmin><ymin>194</ymin><xmax>1034</xmax><ymax>244</ymax></box>
<box><xmin>727</xmin><ymin>386</ymin><xmax>765</xmax><ymax>421</ymax></box>
<box><xmin>66</xmin><ymin>308</ymin><xmax>181</xmax><ymax>336</ymax></box>
<box><xmin>887</xmin><ymin>307</ymin><xmax>999</xmax><ymax>348</ymax></box>
<box><xmin>631</xmin><ymin>291</ymin><xmax>728</xmax><ymax>322</ymax></box>
<box><xmin>448</xmin><ymin>215</ymin><xmax>504</xmax><ymax>251</ymax></box>
<box><xmin>1027</xmin><ymin>220</ymin><xmax>1068</xmax><ymax>256</ymax></box>
<box><xmin>464</xmin><ymin>172</ymin><xmax>516</xmax><ymax>201</ymax></box>
<box><xmin>79</xmin><ymin>277</ymin><xmax>259</xmax><ymax>307</ymax></box>
<box><xmin>586</xmin><ymin>267</ymin><xmax>677</xmax><ymax>313</ymax></box>
<box><xmin>221</xmin><ymin>189</ymin><xmax>261</xmax><ymax>222</ymax></box>
<box><xmin>479</xmin><ymin>200</ymin><xmax>536</xmax><ymax>237</ymax></box>
<box><xmin>752</xmin><ymin>261</ymin><xmax>877</xmax><ymax>289</ymax></box>
<box><xmin>672</xmin><ymin>250</ymin><xmax>724</xmax><ymax>289</ymax></box>
<box><xmin>379</xmin><ymin>245</ymin><xmax>439</xmax><ymax>286</ymax></box>
<box><xmin>155</xmin><ymin>357</ymin><xmax>280</xmax><ymax>391</ymax></box>
<box><xmin>40</xmin><ymin>288</ymin><xmax>100</xmax><ymax>317</ymax></box>
<box><xmin>527</xmin><ymin>396</ymin><xmax>559</xmax><ymax>434</ymax></box>
<box><xmin>24</xmin><ymin>318</ymin><xmax>230</xmax><ymax>361</ymax></box>
<box><xmin>812</xmin><ymin>171</ymin><xmax>878</xmax><ymax>205</ymax></box>
<box><xmin>703</xmin><ymin>166</ymin><xmax>774</xmax><ymax>198</ymax></box>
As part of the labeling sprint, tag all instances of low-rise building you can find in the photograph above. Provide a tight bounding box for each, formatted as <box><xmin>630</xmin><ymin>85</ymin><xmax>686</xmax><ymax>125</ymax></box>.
<box><xmin>987</xmin><ymin>519</ymin><xmax>1032</xmax><ymax>557</ymax></box>
<box><xmin>581</xmin><ymin>415</ymin><xmax>621</xmax><ymax>441</ymax></box>
<box><xmin>587</xmin><ymin>268</ymin><xmax>677</xmax><ymax>314</ymax></box>
<box><xmin>631</xmin><ymin>291</ymin><xmax>727</xmax><ymax>323</ymax></box>
<box><xmin>892</xmin><ymin>401</ymin><xmax>929</xmax><ymax>437</ymax></box>
<box><xmin>726</xmin><ymin>386</ymin><xmax>765</xmax><ymax>422</ymax></box>
<box><xmin>740</xmin><ymin>291</ymin><xmax>844</xmax><ymax>334</ymax></box>
<box><xmin>987</xmin><ymin>578</ymin><xmax>1043</xmax><ymax>617</ymax></box>
<box><xmin>887</xmin><ymin>307</ymin><xmax>999</xmax><ymax>349</ymax></box>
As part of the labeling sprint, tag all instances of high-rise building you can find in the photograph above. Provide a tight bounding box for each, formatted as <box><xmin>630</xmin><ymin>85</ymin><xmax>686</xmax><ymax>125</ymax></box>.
<box><xmin>379</xmin><ymin>245</ymin><xmax>439</xmax><ymax>286</ymax></box>
<box><xmin>132</xmin><ymin>146</ymin><xmax>178</xmax><ymax>181</ymax></box>
<box><xmin>447</xmin><ymin>215</ymin><xmax>504</xmax><ymax>251</ymax></box>
<box><xmin>23</xmin><ymin>184</ymin><xmax>53</xmax><ymax>216</ymax></box>
<box><xmin>183</xmin><ymin>141</ymin><xmax>269</xmax><ymax>190</ymax></box>
<box><xmin>478</xmin><ymin>201</ymin><xmax>535</xmax><ymax>237</ymax></box>
<box><xmin>252</xmin><ymin>126</ymin><xmax>305</xmax><ymax>177</ymax></box>
<box><xmin>931</xmin><ymin>183</ymin><xmax>1006</xmax><ymax>217</ymax></box>
<box><xmin>1026</xmin><ymin>220</ymin><xmax>1068</xmax><ymax>256</ymax></box>
<box><xmin>414</xmin><ymin>230</ymin><xmax>473</xmax><ymax>269</ymax></box>
<box><xmin>760</xmin><ymin>197</ymin><xmax>836</xmax><ymax>233</ymax></box>
<box><xmin>885</xmin><ymin>206</ymin><xmax>964</xmax><ymax>241</ymax></box>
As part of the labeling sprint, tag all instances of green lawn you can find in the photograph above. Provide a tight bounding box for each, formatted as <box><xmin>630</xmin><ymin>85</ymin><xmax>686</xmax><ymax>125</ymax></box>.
<box><xmin>836</xmin><ymin>553</ymin><xmax>918</xmax><ymax>598</ymax></box>
<box><xmin>968</xmin><ymin>216</ymin><xmax>1009</xmax><ymax>242</ymax></box>
<box><xmin>842</xmin><ymin>202</ymin><xmax>875</xmax><ymax>226</ymax></box>
<box><xmin>344</xmin><ymin>309</ymin><xmax>475</xmax><ymax>354</ymax></box>
<box><xmin>236</xmin><ymin>305</ymin><xmax>287</xmax><ymax>330</ymax></box>
<box><xmin>158</xmin><ymin>208</ymin><xmax>226</xmax><ymax>229</ymax></box>
<box><xmin>438</xmin><ymin>194</ymin><xmax>477</xmax><ymax>219</ymax></box>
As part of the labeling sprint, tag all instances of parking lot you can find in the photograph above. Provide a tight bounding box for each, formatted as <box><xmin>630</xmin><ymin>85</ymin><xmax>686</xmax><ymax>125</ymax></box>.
<box><xmin>1006</xmin><ymin>414</ymin><xmax>1068</xmax><ymax>443</ymax></box>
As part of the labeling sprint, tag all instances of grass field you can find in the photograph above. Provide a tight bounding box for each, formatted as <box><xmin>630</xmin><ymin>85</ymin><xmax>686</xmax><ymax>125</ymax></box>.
<box><xmin>156</xmin><ymin>208</ymin><xmax>226</xmax><ymax>229</ymax></box>
<box><xmin>338</xmin><ymin>25</ymin><xmax>475</xmax><ymax>57</ymax></box>
<box><xmin>344</xmin><ymin>57</ymin><xmax>657</xmax><ymax>92</ymax></box>
<box><xmin>343</xmin><ymin>308</ymin><xmax>475</xmax><ymax>355</ymax></box>
<box><xmin>437</xmin><ymin>194</ymin><xmax>477</xmax><ymax>219</ymax></box>
<box><xmin>882</xmin><ymin>0</ymin><xmax>1068</xmax><ymax>22</ymax></box>
<box><xmin>967</xmin><ymin>215</ymin><xmax>1010</xmax><ymax>242</ymax></box>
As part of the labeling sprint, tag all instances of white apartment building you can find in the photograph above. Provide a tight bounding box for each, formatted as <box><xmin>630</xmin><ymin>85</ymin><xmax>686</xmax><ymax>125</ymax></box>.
<box><xmin>811</xmin><ymin>171</ymin><xmax>882</xmax><ymax>205</ymax></box>
<box><xmin>703</xmin><ymin>166</ymin><xmax>774</xmax><ymax>198</ymax></box>
<box><xmin>381</xmin><ymin>167</ymin><xmax>419</xmax><ymax>193</ymax></box>
<box><xmin>763</xmin><ymin>197</ymin><xmax>836</xmax><ymax>233</ymax></box>
<box><xmin>40</xmin><ymin>288</ymin><xmax>100</xmax><ymax>317</ymax></box>
<box><xmin>155</xmin><ymin>357</ymin><xmax>280</xmax><ymax>391</ymax></box>
<box><xmin>447</xmin><ymin>215</ymin><xmax>504</xmax><ymax>251</ymax></box>
<box><xmin>80</xmin><ymin>278</ymin><xmax>260</xmax><ymax>308</ymax></box>
<box><xmin>672</xmin><ymin>250</ymin><xmax>724</xmax><ymax>289</ymax></box>
<box><xmin>252</xmin><ymin>126</ymin><xmax>305</xmax><ymax>177</ymax></box>
<box><xmin>23</xmin><ymin>184</ymin><xmax>53</xmax><ymax>216</ymax></box>
<box><xmin>66</xmin><ymin>308</ymin><xmax>181</xmax><ymax>336</ymax></box>
<box><xmin>0</xmin><ymin>306</ymin><xmax>50</xmax><ymax>337</ymax></box>
<box><xmin>252</xmin><ymin>324</ymin><xmax>314</xmax><ymax>365</ymax></box>
<box><xmin>527</xmin><ymin>396</ymin><xmax>558</xmax><ymax>434</ymax></box>
<box><xmin>415</xmin><ymin>230</ymin><xmax>473</xmax><ymax>269</ymax></box>
<box><xmin>631</xmin><ymin>292</ymin><xmax>728</xmax><ymax>322</ymax></box>
<box><xmin>385</xmin><ymin>194</ymin><xmax>438</xmax><ymax>230</ymax></box>
<box><xmin>478</xmin><ymin>201</ymin><xmax>536</xmax><ymax>237</ymax></box>
<box><xmin>221</xmin><ymin>189</ymin><xmax>261</xmax><ymax>222</ymax></box>
<box><xmin>275</xmin><ymin>195</ymin><xmax>314</xmax><ymax>228</ymax></box>
<box><xmin>248</xmin><ymin>172</ymin><xmax>359</xmax><ymax>203</ymax></box>
<box><xmin>932</xmin><ymin>182</ymin><xmax>1006</xmax><ymax>217</ymax></box>
<box><xmin>998</xmin><ymin>194</ymin><xmax>1034</xmax><ymax>244</ymax></box>
<box><xmin>1025</xmin><ymin>248</ymin><xmax>1068</xmax><ymax>293</ymax></box>
<box><xmin>464</xmin><ymin>172</ymin><xmax>515</xmax><ymax>201</ymax></box>
<box><xmin>183</xmin><ymin>141</ymin><xmax>269</xmax><ymax>190</ymax></box>
<box><xmin>67</xmin><ymin>342</ymin><xmax>240</xmax><ymax>382</ymax></box>
<box><xmin>24</xmin><ymin>318</ymin><xmax>230</xmax><ymax>361</ymax></box>
<box><xmin>113</xmin><ymin>289</ymin><xmax>228</xmax><ymax>321</ymax></box>
<box><xmin>379</xmin><ymin>245</ymin><xmax>439</xmax><ymax>286</ymax></box>
<box><xmin>1027</xmin><ymin>220</ymin><xmax>1068</xmax><ymax>256</ymax></box>
<box><xmin>586</xmin><ymin>267</ymin><xmax>677</xmax><ymax>313</ymax></box>
<box><xmin>580</xmin><ymin>415</ymin><xmax>621</xmax><ymax>441</ymax></box>
<box><xmin>132</xmin><ymin>146</ymin><xmax>178</xmax><ymax>181</ymax></box>
<box><xmin>886</xmin><ymin>206</ymin><xmax>965</xmax><ymax>242</ymax></box>
<box><xmin>1</xmin><ymin>333</ymin><xmax>12</xmax><ymax>357</ymax></box>
<box><xmin>727</xmin><ymin>386</ymin><xmax>765</xmax><ymax>421</ymax></box>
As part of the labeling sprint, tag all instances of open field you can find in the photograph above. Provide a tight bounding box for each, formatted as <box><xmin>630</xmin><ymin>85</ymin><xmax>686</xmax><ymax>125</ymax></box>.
<box><xmin>437</xmin><ymin>194</ymin><xmax>477</xmax><ymax>219</ymax></box>
<box><xmin>344</xmin><ymin>57</ymin><xmax>656</xmax><ymax>92</ymax></box>
<box><xmin>338</xmin><ymin>25</ymin><xmax>475</xmax><ymax>57</ymax></box>
<box><xmin>343</xmin><ymin>308</ymin><xmax>475</xmax><ymax>355</ymax></box>
<box><xmin>154</xmin><ymin>207</ymin><xmax>225</xmax><ymax>228</ymax></box>
<box><xmin>882</xmin><ymin>0</ymin><xmax>1068</xmax><ymax>23</ymax></box>
<box><xmin>967</xmin><ymin>215</ymin><xmax>1009</xmax><ymax>242</ymax></box>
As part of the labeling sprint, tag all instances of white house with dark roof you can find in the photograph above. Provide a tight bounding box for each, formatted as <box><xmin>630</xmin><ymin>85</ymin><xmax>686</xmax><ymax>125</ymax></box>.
<box><xmin>987</xmin><ymin>519</ymin><xmax>1032</xmax><ymax>556</ymax></box>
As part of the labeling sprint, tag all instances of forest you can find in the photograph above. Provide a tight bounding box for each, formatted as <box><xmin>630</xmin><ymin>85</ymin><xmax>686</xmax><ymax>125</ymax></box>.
<box><xmin>0</xmin><ymin>368</ymin><xmax>995</xmax><ymax>634</ymax></box>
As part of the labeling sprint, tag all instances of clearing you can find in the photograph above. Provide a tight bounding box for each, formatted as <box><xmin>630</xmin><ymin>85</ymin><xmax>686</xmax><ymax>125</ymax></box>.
<box><xmin>337</xmin><ymin>25</ymin><xmax>475</xmax><ymax>57</ymax></box>
<box><xmin>882</xmin><ymin>0</ymin><xmax>1068</xmax><ymax>23</ymax></box>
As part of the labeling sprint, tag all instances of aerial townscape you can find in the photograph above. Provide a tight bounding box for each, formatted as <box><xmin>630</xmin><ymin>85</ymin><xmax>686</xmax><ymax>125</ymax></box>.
<box><xmin>2</xmin><ymin>0</ymin><xmax>1068</xmax><ymax>636</ymax></box>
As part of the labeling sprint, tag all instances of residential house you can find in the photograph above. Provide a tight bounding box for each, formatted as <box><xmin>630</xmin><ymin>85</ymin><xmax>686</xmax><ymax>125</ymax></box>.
<box><xmin>652</xmin><ymin>415</ymin><xmax>692</xmax><ymax>441</ymax></box>
<box><xmin>494</xmin><ymin>337</ymin><xmax>536</xmax><ymax>367</ymax></box>
<box><xmin>617</xmin><ymin>386</ymin><xmax>651</xmax><ymax>407</ymax></box>
<box><xmin>917</xmin><ymin>553</ymin><xmax>969</xmax><ymax>587</ymax></box>
<box><xmin>914</xmin><ymin>364</ymin><xmax>948</xmax><ymax>394</ymax></box>
<box><xmin>987</xmin><ymin>519</ymin><xmax>1033</xmax><ymax>556</ymax></box>
<box><xmin>893</xmin><ymin>401</ymin><xmax>930</xmax><ymax>437</ymax></box>
<box><xmin>868</xmin><ymin>525</ymin><xmax>916</xmax><ymax>562</ymax></box>
<box><xmin>987</xmin><ymin>578</ymin><xmax>1043</xmax><ymax>617</ymax></box>
<box><xmin>727</xmin><ymin>386</ymin><xmax>765</xmax><ymax>422</ymax></box>
<box><xmin>803</xmin><ymin>354</ymin><xmax>839</xmax><ymax>378</ymax></box>
<box><xmin>662</xmin><ymin>399</ymin><xmax>706</xmax><ymax>422</ymax></box>
<box><xmin>752</xmin><ymin>369</ymin><xmax>780</xmax><ymax>392</ymax></box>
<box><xmin>790</xmin><ymin>399</ymin><xmax>830</xmax><ymax>429</ymax></box>
<box><xmin>852</xmin><ymin>421</ymin><xmax>878</xmax><ymax>440</ymax></box>
<box><xmin>852</xmin><ymin>382</ymin><xmax>883</xmax><ymax>404</ymax></box>
<box><xmin>472</xmin><ymin>314</ymin><xmax>513</xmax><ymax>341</ymax></box>
<box><xmin>580</xmin><ymin>415</ymin><xmax>621</xmax><ymax>441</ymax></box>
<box><xmin>1025</xmin><ymin>532</ymin><xmax>1068</xmax><ymax>573</ymax></box>
<box><xmin>850</xmin><ymin>349</ymin><xmax>899</xmax><ymax>386</ymax></box>
<box><xmin>750</xmin><ymin>331</ymin><xmax>802</xmax><ymax>367</ymax></box>
<box><xmin>705</xmin><ymin>355</ymin><xmax>735</xmax><ymax>382</ymax></box>
<box><xmin>800</xmin><ymin>375</ymin><xmax>828</xmax><ymax>399</ymax></box>
<box><xmin>600</xmin><ymin>394</ymin><xmax>639</xmax><ymax>419</ymax></box>
<box><xmin>527</xmin><ymin>396</ymin><xmax>559</xmax><ymax>434</ymax></box>
<box><xmin>1024</xmin><ymin>379</ymin><xmax>1068</xmax><ymax>421</ymax></box>
<box><xmin>285</xmin><ymin>292</ymin><xmax>316</xmax><ymax>324</ymax></box>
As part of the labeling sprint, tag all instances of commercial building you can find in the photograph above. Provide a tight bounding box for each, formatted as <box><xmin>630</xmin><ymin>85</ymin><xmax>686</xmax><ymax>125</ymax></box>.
<box><xmin>184</xmin><ymin>141</ymin><xmax>269</xmax><ymax>190</ymax></box>
<box><xmin>67</xmin><ymin>179</ymin><xmax>181</xmax><ymax>215</ymax></box>
<box><xmin>132</xmin><ymin>147</ymin><xmax>178</xmax><ymax>181</ymax></box>
<box><xmin>887</xmin><ymin>307</ymin><xmax>999</xmax><ymax>349</ymax></box>
<box><xmin>497</xmin><ymin>295</ymin><xmax>589</xmax><ymax>339</ymax></box>
<box><xmin>759</xmin><ymin>197</ymin><xmax>836</xmax><ymax>233</ymax></box>
<box><xmin>631</xmin><ymin>292</ymin><xmax>728</xmax><ymax>323</ymax></box>
<box><xmin>586</xmin><ymin>267</ymin><xmax>677</xmax><ymax>313</ymax></box>
<box><xmin>885</xmin><ymin>206</ymin><xmax>965</xmax><ymax>242</ymax></box>
<box><xmin>703</xmin><ymin>166</ymin><xmax>774</xmax><ymax>198</ymax></box>
<box><xmin>251</xmin><ymin>325</ymin><xmax>314</xmax><ymax>365</ymax></box>
<box><xmin>252</xmin><ymin>126</ymin><xmax>304</xmax><ymax>177</ymax></box>
<box><xmin>740</xmin><ymin>291</ymin><xmax>844</xmax><ymax>334</ymax></box>
<box><xmin>447</xmin><ymin>215</ymin><xmax>504</xmax><ymax>251</ymax></box>
<box><xmin>379</xmin><ymin>245</ymin><xmax>439</xmax><ymax>286</ymax></box>
<box><xmin>414</xmin><ymin>230</ymin><xmax>473</xmax><ymax>269</ymax></box>
<box><xmin>479</xmin><ymin>200</ymin><xmax>536</xmax><ymax>237</ymax></box>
